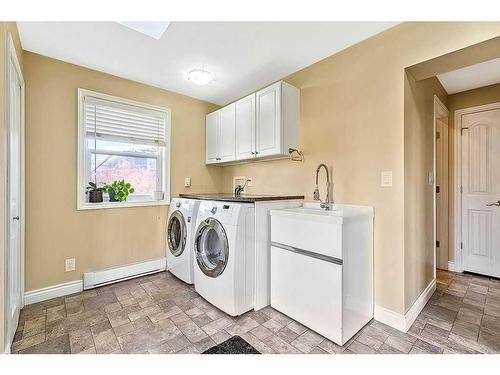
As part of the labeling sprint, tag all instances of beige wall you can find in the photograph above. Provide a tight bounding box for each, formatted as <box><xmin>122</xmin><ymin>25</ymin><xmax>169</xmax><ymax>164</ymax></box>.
<box><xmin>23</xmin><ymin>52</ymin><xmax>221</xmax><ymax>292</ymax></box>
<box><xmin>221</xmin><ymin>22</ymin><xmax>500</xmax><ymax>314</ymax></box>
<box><xmin>1</xmin><ymin>21</ymin><xmax>23</xmax><ymax>351</ymax></box>
<box><xmin>403</xmin><ymin>74</ymin><xmax>447</xmax><ymax>310</ymax></box>
<box><xmin>446</xmin><ymin>82</ymin><xmax>500</xmax><ymax>262</ymax></box>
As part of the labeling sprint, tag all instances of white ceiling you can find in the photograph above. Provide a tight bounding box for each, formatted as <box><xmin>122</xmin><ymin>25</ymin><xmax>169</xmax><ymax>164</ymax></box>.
<box><xmin>437</xmin><ymin>57</ymin><xmax>500</xmax><ymax>95</ymax></box>
<box><xmin>18</xmin><ymin>22</ymin><xmax>397</xmax><ymax>105</ymax></box>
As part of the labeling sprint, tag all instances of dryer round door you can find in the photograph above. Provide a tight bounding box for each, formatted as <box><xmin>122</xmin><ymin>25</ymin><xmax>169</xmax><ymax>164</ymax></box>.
<box><xmin>195</xmin><ymin>218</ymin><xmax>229</xmax><ymax>278</ymax></box>
<box><xmin>167</xmin><ymin>210</ymin><xmax>187</xmax><ymax>257</ymax></box>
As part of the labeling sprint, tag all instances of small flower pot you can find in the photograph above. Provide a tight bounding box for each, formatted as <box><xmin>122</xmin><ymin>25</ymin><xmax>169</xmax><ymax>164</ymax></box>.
<box><xmin>108</xmin><ymin>189</ymin><xmax>117</xmax><ymax>202</ymax></box>
<box><xmin>88</xmin><ymin>190</ymin><xmax>103</xmax><ymax>203</ymax></box>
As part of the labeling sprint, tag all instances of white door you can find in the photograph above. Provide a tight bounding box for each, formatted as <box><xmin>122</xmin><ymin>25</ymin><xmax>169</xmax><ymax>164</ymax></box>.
<box><xmin>6</xmin><ymin>37</ymin><xmax>24</xmax><ymax>351</ymax></box>
<box><xmin>256</xmin><ymin>82</ymin><xmax>282</xmax><ymax>157</ymax></box>
<box><xmin>235</xmin><ymin>93</ymin><xmax>256</xmax><ymax>160</ymax></box>
<box><xmin>205</xmin><ymin>111</ymin><xmax>219</xmax><ymax>164</ymax></box>
<box><xmin>218</xmin><ymin>103</ymin><xmax>236</xmax><ymax>162</ymax></box>
<box><xmin>462</xmin><ymin>108</ymin><xmax>500</xmax><ymax>277</ymax></box>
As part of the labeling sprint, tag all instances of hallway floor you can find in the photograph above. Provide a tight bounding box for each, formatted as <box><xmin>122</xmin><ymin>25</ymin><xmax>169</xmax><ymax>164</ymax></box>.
<box><xmin>11</xmin><ymin>269</ymin><xmax>500</xmax><ymax>354</ymax></box>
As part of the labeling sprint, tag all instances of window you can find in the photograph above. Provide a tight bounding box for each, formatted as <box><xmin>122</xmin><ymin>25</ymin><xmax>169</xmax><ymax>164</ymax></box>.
<box><xmin>77</xmin><ymin>89</ymin><xmax>170</xmax><ymax>210</ymax></box>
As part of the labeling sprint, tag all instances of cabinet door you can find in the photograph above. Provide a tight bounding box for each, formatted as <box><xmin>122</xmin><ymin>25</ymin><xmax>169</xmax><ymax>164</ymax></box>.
<box><xmin>256</xmin><ymin>81</ymin><xmax>282</xmax><ymax>157</ymax></box>
<box><xmin>236</xmin><ymin>93</ymin><xmax>256</xmax><ymax>160</ymax></box>
<box><xmin>205</xmin><ymin>111</ymin><xmax>219</xmax><ymax>164</ymax></box>
<box><xmin>218</xmin><ymin>103</ymin><xmax>236</xmax><ymax>162</ymax></box>
<box><xmin>271</xmin><ymin>245</ymin><xmax>343</xmax><ymax>345</ymax></box>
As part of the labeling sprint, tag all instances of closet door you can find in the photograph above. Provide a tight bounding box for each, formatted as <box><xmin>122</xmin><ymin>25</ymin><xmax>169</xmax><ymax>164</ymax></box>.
<box><xmin>236</xmin><ymin>93</ymin><xmax>256</xmax><ymax>160</ymax></box>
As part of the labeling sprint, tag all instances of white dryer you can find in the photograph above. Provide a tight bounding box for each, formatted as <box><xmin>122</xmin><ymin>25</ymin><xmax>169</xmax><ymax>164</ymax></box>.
<box><xmin>194</xmin><ymin>200</ymin><xmax>255</xmax><ymax>316</ymax></box>
<box><xmin>166</xmin><ymin>198</ymin><xmax>200</xmax><ymax>284</ymax></box>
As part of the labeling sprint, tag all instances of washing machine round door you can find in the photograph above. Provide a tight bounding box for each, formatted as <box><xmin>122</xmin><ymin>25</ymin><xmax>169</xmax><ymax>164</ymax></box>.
<box><xmin>195</xmin><ymin>218</ymin><xmax>229</xmax><ymax>278</ymax></box>
<box><xmin>167</xmin><ymin>211</ymin><xmax>187</xmax><ymax>257</ymax></box>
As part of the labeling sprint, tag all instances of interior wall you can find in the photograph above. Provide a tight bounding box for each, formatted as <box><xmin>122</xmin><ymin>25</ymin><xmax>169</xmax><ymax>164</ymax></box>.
<box><xmin>23</xmin><ymin>52</ymin><xmax>221</xmax><ymax>292</ymax></box>
<box><xmin>221</xmin><ymin>22</ymin><xmax>500</xmax><ymax>314</ymax></box>
<box><xmin>0</xmin><ymin>21</ymin><xmax>24</xmax><ymax>351</ymax></box>
<box><xmin>403</xmin><ymin>73</ymin><xmax>448</xmax><ymax>311</ymax></box>
<box><xmin>446</xmin><ymin>82</ymin><xmax>500</xmax><ymax>263</ymax></box>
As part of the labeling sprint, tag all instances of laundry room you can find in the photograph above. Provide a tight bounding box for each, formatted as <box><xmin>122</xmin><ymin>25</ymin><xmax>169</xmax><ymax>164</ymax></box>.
<box><xmin>2</xmin><ymin>2</ymin><xmax>500</xmax><ymax>374</ymax></box>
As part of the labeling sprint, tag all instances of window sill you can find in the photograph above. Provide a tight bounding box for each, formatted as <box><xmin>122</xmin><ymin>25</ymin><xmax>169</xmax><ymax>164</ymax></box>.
<box><xmin>77</xmin><ymin>200</ymin><xmax>170</xmax><ymax>211</ymax></box>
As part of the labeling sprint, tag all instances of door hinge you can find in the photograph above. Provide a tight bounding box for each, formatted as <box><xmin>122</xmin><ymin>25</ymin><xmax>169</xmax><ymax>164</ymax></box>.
<box><xmin>436</xmin><ymin>186</ymin><xmax>440</xmax><ymax>194</ymax></box>
<box><xmin>436</xmin><ymin>240</ymin><xmax>440</xmax><ymax>248</ymax></box>
<box><xmin>460</xmin><ymin>186</ymin><xmax>463</xmax><ymax>193</ymax></box>
<box><xmin>460</xmin><ymin>242</ymin><xmax>463</xmax><ymax>249</ymax></box>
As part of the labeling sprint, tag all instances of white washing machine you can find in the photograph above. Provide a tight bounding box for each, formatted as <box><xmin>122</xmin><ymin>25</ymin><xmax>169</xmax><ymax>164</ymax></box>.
<box><xmin>166</xmin><ymin>198</ymin><xmax>201</xmax><ymax>284</ymax></box>
<box><xmin>194</xmin><ymin>200</ymin><xmax>255</xmax><ymax>316</ymax></box>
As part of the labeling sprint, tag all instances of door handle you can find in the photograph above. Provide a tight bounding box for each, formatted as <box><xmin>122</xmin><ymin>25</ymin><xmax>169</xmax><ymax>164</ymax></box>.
<box><xmin>13</xmin><ymin>216</ymin><xmax>20</xmax><ymax>220</ymax></box>
<box><xmin>486</xmin><ymin>200</ymin><xmax>500</xmax><ymax>207</ymax></box>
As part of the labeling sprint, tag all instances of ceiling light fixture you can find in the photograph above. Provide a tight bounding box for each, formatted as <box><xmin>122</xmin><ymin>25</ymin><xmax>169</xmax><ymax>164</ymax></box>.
<box><xmin>188</xmin><ymin>69</ymin><xmax>214</xmax><ymax>86</ymax></box>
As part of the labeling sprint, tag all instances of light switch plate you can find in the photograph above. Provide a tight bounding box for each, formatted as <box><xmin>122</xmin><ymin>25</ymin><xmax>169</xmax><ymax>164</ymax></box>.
<box><xmin>381</xmin><ymin>171</ymin><xmax>393</xmax><ymax>187</ymax></box>
<box><xmin>184</xmin><ymin>177</ymin><xmax>191</xmax><ymax>187</ymax></box>
<box><xmin>246</xmin><ymin>177</ymin><xmax>253</xmax><ymax>187</ymax></box>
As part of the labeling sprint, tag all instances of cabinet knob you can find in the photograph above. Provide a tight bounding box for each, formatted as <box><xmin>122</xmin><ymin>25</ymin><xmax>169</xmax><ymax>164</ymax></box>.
<box><xmin>251</xmin><ymin>152</ymin><xmax>255</xmax><ymax>155</ymax></box>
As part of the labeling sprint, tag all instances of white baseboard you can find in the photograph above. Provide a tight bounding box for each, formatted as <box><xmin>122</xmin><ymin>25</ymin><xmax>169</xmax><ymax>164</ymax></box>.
<box><xmin>24</xmin><ymin>257</ymin><xmax>167</xmax><ymax>305</ymax></box>
<box><xmin>448</xmin><ymin>261</ymin><xmax>455</xmax><ymax>272</ymax></box>
<box><xmin>84</xmin><ymin>257</ymin><xmax>166</xmax><ymax>289</ymax></box>
<box><xmin>374</xmin><ymin>278</ymin><xmax>436</xmax><ymax>332</ymax></box>
<box><xmin>24</xmin><ymin>280</ymin><xmax>83</xmax><ymax>306</ymax></box>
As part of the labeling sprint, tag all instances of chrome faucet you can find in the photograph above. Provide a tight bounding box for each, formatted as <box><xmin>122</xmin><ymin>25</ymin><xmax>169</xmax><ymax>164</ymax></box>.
<box><xmin>234</xmin><ymin>179</ymin><xmax>251</xmax><ymax>197</ymax></box>
<box><xmin>313</xmin><ymin>164</ymin><xmax>332</xmax><ymax>210</ymax></box>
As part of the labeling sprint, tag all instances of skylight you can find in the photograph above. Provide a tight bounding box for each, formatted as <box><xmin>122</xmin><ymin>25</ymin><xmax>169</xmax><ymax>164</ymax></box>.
<box><xmin>117</xmin><ymin>22</ymin><xmax>171</xmax><ymax>40</ymax></box>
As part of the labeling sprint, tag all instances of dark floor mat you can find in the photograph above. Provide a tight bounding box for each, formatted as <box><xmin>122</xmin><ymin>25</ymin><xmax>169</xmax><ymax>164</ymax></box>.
<box><xmin>202</xmin><ymin>335</ymin><xmax>261</xmax><ymax>354</ymax></box>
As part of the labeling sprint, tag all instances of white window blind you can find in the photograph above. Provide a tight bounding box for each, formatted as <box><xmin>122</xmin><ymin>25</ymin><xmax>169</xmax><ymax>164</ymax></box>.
<box><xmin>84</xmin><ymin>96</ymin><xmax>167</xmax><ymax>146</ymax></box>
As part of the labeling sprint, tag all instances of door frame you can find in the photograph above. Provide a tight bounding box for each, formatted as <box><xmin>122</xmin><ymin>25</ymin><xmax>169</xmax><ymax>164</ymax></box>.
<box><xmin>3</xmin><ymin>32</ymin><xmax>25</xmax><ymax>353</ymax></box>
<box><xmin>433</xmin><ymin>95</ymin><xmax>449</xmax><ymax>277</ymax></box>
<box><xmin>454</xmin><ymin>100</ymin><xmax>500</xmax><ymax>274</ymax></box>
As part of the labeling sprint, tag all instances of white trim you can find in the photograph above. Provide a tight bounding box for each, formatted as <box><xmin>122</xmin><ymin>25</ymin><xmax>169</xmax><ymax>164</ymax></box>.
<box><xmin>78</xmin><ymin>199</ymin><xmax>169</xmax><ymax>211</ymax></box>
<box><xmin>454</xmin><ymin>101</ymin><xmax>500</xmax><ymax>274</ymax></box>
<box><xmin>374</xmin><ymin>278</ymin><xmax>436</xmax><ymax>332</ymax></box>
<box><xmin>448</xmin><ymin>261</ymin><xmax>456</xmax><ymax>272</ymax></box>
<box><xmin>4</xmin><ymin>32</ymin><xmax>25</xmax><ymax>354</ymax></box>
<box><xmin>374</xmin><ymin>305</ymin><xmax>406</xmax><ymax>332</ymax></box>
<box><xmin>433</xmin><ymin>95</ymin><xmax>449</xmax><ymax>279</ymax></box>
<box><xmin>24</xmin><ymin>280</ymin><xmax>84</xmax><ymax>306</ymax></box>
<box><xmin>83</xmin><ymin>257</ymin><xmax>166</xmax><ymax>289</ymax></box>
<box><xmin>77</xmin><ymin>88</ymin><xmax>171</xmax><ymax>210</ymax></box>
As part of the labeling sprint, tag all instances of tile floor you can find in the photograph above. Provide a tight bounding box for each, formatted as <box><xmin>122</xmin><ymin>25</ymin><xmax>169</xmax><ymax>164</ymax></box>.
<box><xmin>11</xmin><ymin>269</ymin><xmax>500</xmax><ymax>354</ymax></box>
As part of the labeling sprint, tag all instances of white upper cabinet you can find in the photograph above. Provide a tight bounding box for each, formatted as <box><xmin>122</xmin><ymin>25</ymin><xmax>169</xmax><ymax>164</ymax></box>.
<box><xmin>236</xmin><ymin>93</ymin><xmax>256</xmax><ymax>160</ymax></box>
<box><xmin>206</xmin><ymin>80</ymin><xmax>299</xmax><ymax>165</ymax></box>
<box><xmin>205</xmin><ymin>111</ymin><xmax>219</xmax><ymax>164</ymax></box>
<box><xmin>218</xmin><ymin>103</ymin><xmax>236</xmax><ymax>162</ymax></box>
<box><xmin>256</xmin><ymin>82</ymin><xmax>282</xmax><ymax>157</ymax></box>
<box><xmin>205</xmin><ymin>104</ymin><xmax>236</xmax><ymax>164</ymax></box>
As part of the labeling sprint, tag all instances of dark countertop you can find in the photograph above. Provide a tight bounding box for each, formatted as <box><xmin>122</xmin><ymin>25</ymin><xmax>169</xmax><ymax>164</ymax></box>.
<box><xmin>178</xmin><ymin>193</ymin><xmax>304</xmax><ymax>203</ymax></box>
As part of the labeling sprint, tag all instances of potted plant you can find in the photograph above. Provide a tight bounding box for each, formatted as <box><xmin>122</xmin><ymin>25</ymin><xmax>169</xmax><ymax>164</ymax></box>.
<box><xmin>103</xmin><ymin>180</ymin><xmax>135</xmax><ymax>202</ymax></box>
<box><xmin>86</xmin><ymin>181</ymin><xmax>104</xmax><ymax>203</ymax></box>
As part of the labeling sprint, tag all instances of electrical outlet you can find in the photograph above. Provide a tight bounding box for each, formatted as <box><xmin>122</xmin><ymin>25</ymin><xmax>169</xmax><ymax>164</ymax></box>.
<box><xmin>246</xmin><ymin>177</ymin><xmax>253</xmax><ymax>187</ymax></box>
<box><xmin>184</xmin><ymin>177</ymin><xmax>191</xmax><ymax>187</ymax></box>
<box><xmin>65</xmin><ymin>258</ymin><xmax>76</xmax><ymax>272</ymax></box>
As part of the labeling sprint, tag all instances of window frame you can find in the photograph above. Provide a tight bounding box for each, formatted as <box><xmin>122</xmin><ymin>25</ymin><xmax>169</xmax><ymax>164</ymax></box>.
<box><xmin>77</xmin><ymin>88</ymin><xmax>171</xmax><ymax>210</ymax></box>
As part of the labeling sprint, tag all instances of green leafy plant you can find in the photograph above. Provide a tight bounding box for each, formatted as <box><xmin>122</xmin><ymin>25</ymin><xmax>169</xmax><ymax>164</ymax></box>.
<box><xmin>103</xmin><ymin>180</ymin><xmax>135</xmax><ymax>202</ymax></box>
<box><xmin>85</xmin><ymin>181</ymin><xmax>104</xmax><ymax>193</ymax></box>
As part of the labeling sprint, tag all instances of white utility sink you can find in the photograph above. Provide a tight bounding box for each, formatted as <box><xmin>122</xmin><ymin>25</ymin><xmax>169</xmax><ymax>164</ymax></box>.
<box><xmin>269</xmin><ymin>201</ymin><xmax>374</xmax><ymax>346</ymax></box>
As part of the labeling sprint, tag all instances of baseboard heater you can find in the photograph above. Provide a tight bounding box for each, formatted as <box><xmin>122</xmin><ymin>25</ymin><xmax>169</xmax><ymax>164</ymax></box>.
<box><xmin>83</xmin><ymin>257</ymin><xmax>166</xmax><ymax>290</ymax></box>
